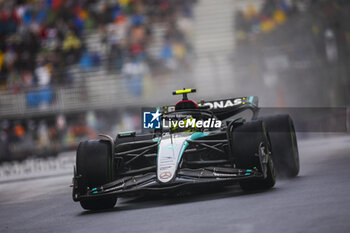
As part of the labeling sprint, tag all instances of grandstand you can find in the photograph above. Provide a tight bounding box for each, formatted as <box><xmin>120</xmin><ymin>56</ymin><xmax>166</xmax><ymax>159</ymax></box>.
<box><xmin>1</xmin><ymin>0</ymin><xmax>350</xmax><ymax>161</ymax></box>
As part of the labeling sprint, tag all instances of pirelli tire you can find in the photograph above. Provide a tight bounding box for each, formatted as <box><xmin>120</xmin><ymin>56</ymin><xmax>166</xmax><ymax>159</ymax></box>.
<box><xmin>231</xmin><ymin>120</ymin><xmax>276</xmax><ymax>191</ymax></box>
<box><xmin>260</xmin><ymin>114</ymin><xmax>300</xmax><ymax>178</ymax></box>
<box><xmin>76</xmin><ymin>140</ymin><xmax>117</xmax><ymax>210</ymax></box>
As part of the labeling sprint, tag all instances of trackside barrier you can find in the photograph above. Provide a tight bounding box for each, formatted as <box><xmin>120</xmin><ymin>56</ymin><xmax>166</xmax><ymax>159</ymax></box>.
<box><xmin>0</xmin><ymin>152</ymin><xmax>75</xmax><ymax>183</ymax></box>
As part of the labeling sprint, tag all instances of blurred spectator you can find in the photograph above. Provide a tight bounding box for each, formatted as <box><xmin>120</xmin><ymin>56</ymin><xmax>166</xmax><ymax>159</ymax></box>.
<box><xmin>62</xmin><ymin>31</ymin><xmax>82</xmax><ymax>63</ymax></box>
<box><xmin>122</xmin><ymin>57</ymin><xmax>150</xmax><ymax>96</ymax></box>
<box><xmin>56</xmin><ymin>114</ymin><xmax>67</xmax><ymax>146</ymax></box>
<box><xmin>26</xmin><ymin>87</ymin><xmax>53</xmax><ymax>109</ymax></box>
<box><xmin>79</xmin><ymin>50</ymin><xmax>101</xmax><ymax>70</ymax></box>
<box><xmin>324</xmin><ymin>29</ymin><xmax>338</xmax><ymax>63</ymax></box>
<box><xmin>22</xmin><ymin>70</ymin><xmax>34</xmax><ymax>88</ymax></box>
<box><xmin>13</xmin><ymin>122</ymin><xmax>25</xmax><ymax>142</ymax></box>
<box><xmin>161</xmin><ymin>39</ymin><xmax>176</xmax><ymax>70</ymax></box>
<box><xmin>0</xmin><ymin>120</ymin><xmax>11</xmax><ymax>161</ymax></box>
<box><xmin>37</xmin><ymin>120</ymin><xmax>50</xmax><ymax>151</ymax></box>
<box><xmin>35</xmin><ymin>62</ymin><xmax>51</xmax><ymax>86</ymax></box>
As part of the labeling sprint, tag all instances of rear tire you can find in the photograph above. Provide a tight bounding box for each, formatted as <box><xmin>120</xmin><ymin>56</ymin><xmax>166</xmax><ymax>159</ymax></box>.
<box><xmin>231</xmin><ymin>120</ymin><xmax>276</xmax><ymax>191</ymax></box>
<box><xmin>260</xmin><ymin>115</ymin><xmax>299</xmax><ymax>178</ymax></box>
<box><xmin>76</xmin><ymin>140</ymin><xmax>117</xmax><ymax>210</ymax></box>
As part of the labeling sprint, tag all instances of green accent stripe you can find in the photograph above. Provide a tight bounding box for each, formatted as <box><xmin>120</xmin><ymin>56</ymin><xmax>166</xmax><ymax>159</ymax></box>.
<box><xmin>153</xmin><ymin>138</ymin><xmax>160</xmax><ymax>142</ymax></box>
<box><xmin>177</xmin><ymin>132</ymin><xmax>209</xmax><ymax>162</ymax></box>
<box><xmin>119</xmin><ymin>131</ymin><xmax>135</xmax><ymax>135</ymax></box>
<box><xmin>249</xmin><ymin>96</ymin><xmax>254</xmax><ymax>103</ymax></box>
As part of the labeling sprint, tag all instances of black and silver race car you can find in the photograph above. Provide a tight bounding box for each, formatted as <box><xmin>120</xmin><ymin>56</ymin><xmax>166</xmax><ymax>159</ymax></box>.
<box><xmin>72</xmin><ymin>89</ymin><xmax>299</xmax><ymax>210</ymax></box>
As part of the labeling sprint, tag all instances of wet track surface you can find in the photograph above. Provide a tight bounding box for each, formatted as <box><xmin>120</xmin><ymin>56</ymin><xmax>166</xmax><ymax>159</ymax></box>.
<box><xmin>1</xmin><ymin>135</ymin><xmax>350</xmax><ymax>233</ymax></box>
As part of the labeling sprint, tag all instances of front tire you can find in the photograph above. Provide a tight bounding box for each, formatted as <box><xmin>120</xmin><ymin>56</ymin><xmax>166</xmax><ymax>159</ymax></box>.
<box><xmin>76</xmin><ymin>140</ymin><xmax>117</xmax><ymax>210</ymax></box>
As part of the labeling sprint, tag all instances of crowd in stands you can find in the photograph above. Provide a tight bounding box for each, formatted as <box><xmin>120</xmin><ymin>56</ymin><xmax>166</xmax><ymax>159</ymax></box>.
<box><xmin>233</xmin><ymin>0</ymin><xmax>350</xmax><ymax>106</ymax></box>
<box><xmin>234</xmin><ymin>0</ymin><xmax>350</xmax><ymax>67</ymax></box>
<box><xmin>0</xmin><ymin>1</ymin><xmax>84</xmax><ymax>92</ymax></box>
<box><xmin>234</xmin><ymin>0</ymin><xmax>297</xmax><ymax>41</ymax></box>
<box><xmin>0</xmin><ymin>0</ymin><xmax>196</xmax><ymax>101</ymax></box>
<box><xmin>0</xmin><ymin>0</ymin><xmax>196</xmax><ymax>160</ymax></box>
<box><xmin>0</xmin><ymin>109</ymin><xmax>141</xmax><ymax>162</ymax></box>
<box><xmin>234</xmin><ymin>0</ymin><xmax>350</xmax><ymax>52</ymax></box>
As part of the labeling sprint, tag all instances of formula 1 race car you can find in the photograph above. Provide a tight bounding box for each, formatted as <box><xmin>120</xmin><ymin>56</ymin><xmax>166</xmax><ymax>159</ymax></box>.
<box><xmin>72</xmin><ymin>89</ymin><xmax>299</xmax><ymax>210</ymax></box>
